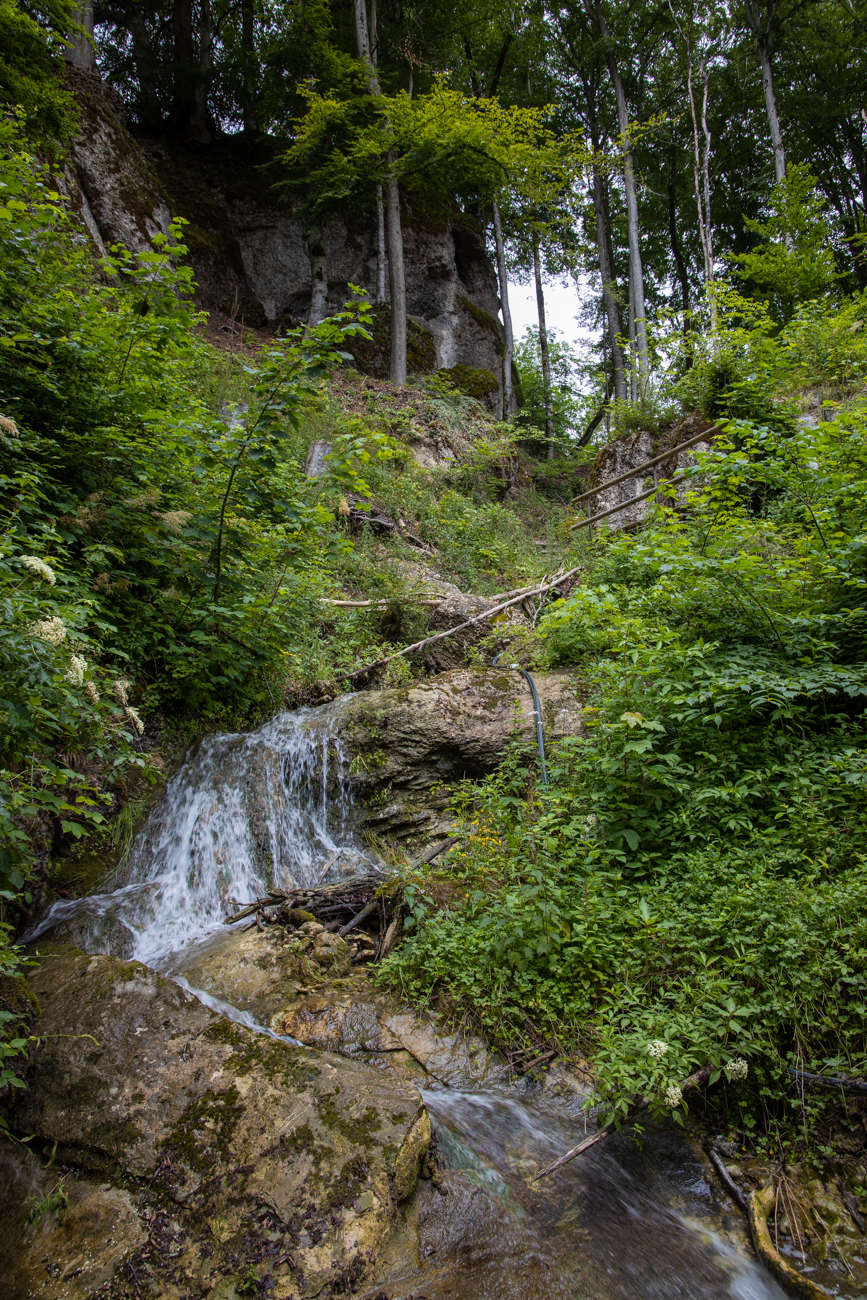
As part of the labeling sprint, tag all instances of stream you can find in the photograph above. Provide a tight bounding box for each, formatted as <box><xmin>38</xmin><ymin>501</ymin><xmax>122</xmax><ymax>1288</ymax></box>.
<box><xmin>28</xmin><ymin>700</ymin><xmax>787</xmax><ymax>1299</ymax></box>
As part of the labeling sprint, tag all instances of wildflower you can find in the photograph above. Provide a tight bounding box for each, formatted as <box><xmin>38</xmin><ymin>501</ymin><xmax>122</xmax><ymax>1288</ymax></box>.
<box><xmin>29</xmin><ymin>616</ymin><xmax>66</xmax><ymax>646</ymax></box>
<box><xmin>20</xmin><ymin>556</ymin><xmax>56</xmax><ymax>586</ymax></box>
<box><xmin>648</xmin><ymin>1039</ymin><xmax>669</xmax><ymax>1060</ymax></box>
<box><xmin>0</xmin><ymin>414</ymin><xmax>19</xmax><ymax>436</ymax></box>
<box><xmin>125</xmin><ymin>488</ymin><xmax>162</xmax><ymax>508</ymax></box>
<box><xmin>85</xmin><ymin>680</ymin><xmax>100</xmax><ymax>704</ymax></box>
<box><xmin>585</xmin><ymin>813</ymin><xmax>599</xmax><ymax>829</ymax></box>
<box><xmin>728</xmin><ymin>1057</ymin><xmax>749</xmax><ymax>1082</ymax></box>
<box><xmin>156</xmin><ymin>509</ymin><xmax>192</xmax><ymax>535</ymax></box>
<box><xmin>112</xmin><ymin>679</ymin><xmax>132</xmax><ymax>706</ymax></box>
<box><xmin>664</xmin><ymin>1084</ymin><xmax>683</xmax><ymax>1108</ymax></box>
<box><xmin>160</xmin><ymin>586</ymin><xmax>183</xmax><ymax>602</ymax></box>
<box><xmin>65</xmin><ymin>654</ymin><xmax>87</xmax><ymax>686</ymax></box>
<box><xmin>124</xmin><ymin>706</ymin><xmax>144</xmax><ymax>736</ymax></box>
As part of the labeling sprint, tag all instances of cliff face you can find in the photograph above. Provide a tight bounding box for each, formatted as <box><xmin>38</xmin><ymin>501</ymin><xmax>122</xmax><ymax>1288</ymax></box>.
<box><xmin>61</xmin><ymin>71</ymin><xmax>507</xmax><ymax>409</ymax></box>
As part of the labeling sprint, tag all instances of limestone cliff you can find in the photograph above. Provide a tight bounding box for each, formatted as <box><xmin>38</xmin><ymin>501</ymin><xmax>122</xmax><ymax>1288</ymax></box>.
<box><xmin>60</xmin><ymin>69</ymin><xmax>508</xmax><ymax>409</ymax></box>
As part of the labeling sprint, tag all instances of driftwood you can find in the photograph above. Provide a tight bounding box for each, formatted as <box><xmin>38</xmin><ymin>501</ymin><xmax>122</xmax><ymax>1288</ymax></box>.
<box><xmin>533</xmin><ymin>1064</ymin><xmax>713</xmax><ymax>1181</ymax></box>
<box><xmin>748</xmin><ymin>1182</ymin><xmax>833</xmax><ymax>1300</ymax></box>
<box><xmin>342</xmin><ymin>570</ymin><xmax>580</xmax><ymax>684</ymax></box>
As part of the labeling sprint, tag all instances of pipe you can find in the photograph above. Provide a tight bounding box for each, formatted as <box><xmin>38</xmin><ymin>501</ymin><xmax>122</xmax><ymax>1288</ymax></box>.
<box><xmin>493</xmin><ymin>653</ymin><xmax>548</xmax><ymax>788</ymax></box>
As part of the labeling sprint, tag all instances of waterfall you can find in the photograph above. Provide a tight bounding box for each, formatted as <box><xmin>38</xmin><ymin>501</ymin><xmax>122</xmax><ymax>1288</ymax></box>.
<box><xmin>27</xmin><ymin>697</ymin><xmax>374</xmax><ymax>967</ymax></box>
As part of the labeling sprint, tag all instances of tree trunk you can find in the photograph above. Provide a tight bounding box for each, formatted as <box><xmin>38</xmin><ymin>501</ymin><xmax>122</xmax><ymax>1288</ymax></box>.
<box><xmin>241</xmin><ymin>0</ymin><xmax>257</xmax><ymax>134</ymax></box>
<box><xmin>492</xmin><ymin>195</ymin><xmax>514</xmax><ymax>419</ymax></box>
<box><xmin>375</xmin><ymin>183</ymin><xmax>387</xmax><ymax>301</ymax></box>
<box><xmin>532</xmin><ymin>229</ymin><xmax>555</xmax><ymax>458</ymax></box>
<box><xmin>743</xmin><ymin>0</ymin><xmax>786</xmax><ymax>183</ymax></box>
<box><xmin>355</xmin><ymin>0</ymin><xmax>406</xmax><ymax>384</ymax></box>
<box><xmin>64</xmin><ymin>0</ymin><xmax>95</xmax><ymax>70</ymax></box>
<box><xmin>590</xmin><ymin>164</ymin><xmax>627</xmax><ymax>402</ymax></box>
<box><xmin>588</xmin><ymin>0</ymin><xmax>648</xmax><ymax>392</ymax></box>
<box><xmin>385</xmin><ymin>167</ymin><xmax>407</xmax><ymax>385</ymax></box>
<box><xmin>306</xmin><ymin>228</ymin><xmax>328</xmax><ymax>329</ymax></box>
<box><xmin>127</xmin><ymin>2</ymin><xmax>163</xmax><ymax>131</ymax></box>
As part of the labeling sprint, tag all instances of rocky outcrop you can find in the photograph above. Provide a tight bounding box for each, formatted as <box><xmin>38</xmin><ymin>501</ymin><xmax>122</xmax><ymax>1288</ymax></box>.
<box><xmin>1</xmin><ymin>947</ymin><xmax>430</xmax><ymax>1299</ymax></box>
<box><xmin>60</xmin><ymin>74</ymin><xmax>509</xmax><ymax>410</ymax></box>
<box><xmin>583</xmin><ymin>414</ymin><xmax>721</xmax><ymax>532</ymax></box>
<box><xmin>337</xmin><ymin>667</ymin><xmax>583</xmax><ymax>841</ymax></box>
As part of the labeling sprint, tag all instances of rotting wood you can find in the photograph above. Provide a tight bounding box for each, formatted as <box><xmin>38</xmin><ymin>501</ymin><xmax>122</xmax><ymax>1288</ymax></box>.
<box><xmin>533</xmin><ymin>1064</ymin><xmax>713</xmax><ymax>1180</ymax></box>
<box><xmin>748</xmin><ymin>1181</ymin><xmax>834</xmax><ymax>1299</ymax></box>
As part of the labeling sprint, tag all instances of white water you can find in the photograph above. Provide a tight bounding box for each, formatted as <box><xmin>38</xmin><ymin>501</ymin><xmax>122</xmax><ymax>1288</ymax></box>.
<box><xmin>26</xmin><ymin>696</ymin><xmax>377</xmax><ymax>966</ymax></box>
<box><xmin>26</xmin><ymin>700</ymin><xmax>790</xmax><ymax>1299</ymax></box>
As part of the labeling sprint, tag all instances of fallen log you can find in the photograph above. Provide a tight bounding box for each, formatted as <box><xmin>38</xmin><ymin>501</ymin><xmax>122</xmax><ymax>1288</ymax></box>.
<box><xmin>748</xmin><ymin>1182</ymin><xmax>833</xmax><ymax>1299</ymax></box>
<box><xmin>342</xmin><ymin>570</ymin><xmax>579</xmax><ymax>684</ymax></box>
<box><xmin>533</xmin><ymin>1064</ymin><xmax>713</xmax><ymax>1180</ymax></box>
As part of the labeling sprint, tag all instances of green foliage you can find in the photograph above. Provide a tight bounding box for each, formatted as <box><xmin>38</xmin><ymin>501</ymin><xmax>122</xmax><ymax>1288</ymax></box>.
<box><xmin>383</xmin><ymin>408</ymin><xmax>867</xmax><ymax>1148</ymax></box>
<box><xmin>0</xmin><ymin>0</ymin><xmax>78</xmax><ymax>143</ymax></box>
<box><xmin>731</xmin><ymin>165</ymin><xmax>839</xmax><ymax>323</ymax></box>
<box><xmin>514</xmin><ymin>326</ymin><xmax>586</xmax><ymax>448</ymax></box>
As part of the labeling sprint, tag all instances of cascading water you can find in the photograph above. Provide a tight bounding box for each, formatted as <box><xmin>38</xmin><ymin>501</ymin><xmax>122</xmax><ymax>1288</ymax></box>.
<box><xmin>25</xmin><ymin>698</ymin><xmax>791</xmax><ymax>1299</ymax></box>
<box><xmin>27</xmin><ymin>695</ymin><xmax>374</xmax><ymax>967</ymax></box>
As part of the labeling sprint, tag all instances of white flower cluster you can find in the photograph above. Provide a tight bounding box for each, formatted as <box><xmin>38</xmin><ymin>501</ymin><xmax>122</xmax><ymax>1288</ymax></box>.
<box><xmin>112</xmin><ymin>679</ymin><xmax>132</xmax><ymax>707</ymax></box>
<box><xmin>157</xmin><ymin>509</ymin><xmax>192</xmax><ymax>535</ymax></box>
<box><xmin>85</xmin><ymin>680</ymin><xmax>100</xmax><ymax>704</ymax></box>
<box><xmin>29</xmin><ymin>616</ymin><xmax>66</xmax><ymax>646</ymax></box>
<box><xmin>728</xmin><ymin>1057</ymin><xmax>749</xmax><ymax>1082</ymax></box>
<box><xmin>648</xmin><ymin>1039</ymin><xmax>669</xmax><ymax>1059</ymax></box>
<box><xmin>585</xmin><ymin>813</ymin><xmax>599</xmax><ymax>829</ymax></box>
<box><xmin>0</xmin><ymin>415</ymin><xmax>19</xmax><ymax>437</ymax></box>
<box><xmin>664</xmin><ymin>1084</ymin><xmax>683</xmax><ymax>1108</ymax></box>
<box><xmin>64</xmin><ymin>654</ymin><xmax>87</xmax><ymax>686</ymax></box>
<box><xmin>124</xmin><ymin>707</ymin><xmax>144</xmax><ymax>736</ymax></box>
<box><xmin>21</xmin><ymin>555</ymin><xmax>56</xmax><ymax>586</ymax></box>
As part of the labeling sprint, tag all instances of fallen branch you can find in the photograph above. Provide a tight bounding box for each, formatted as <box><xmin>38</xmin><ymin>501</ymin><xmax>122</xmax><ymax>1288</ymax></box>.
<box><xmin>787</xmin><ymin>1066</ymin><xmax>867</xmax><ymax>1095</ymax></box>
<box><xmin>703</xmin><ymin>1144</ymin><xmax>748</xmax><ymax>1213</ymax></box>
<box><xmin>342</xmin><ymin>569</ymin><xmax>579</xmax><ymax>683</ymax></box>
<box><xmin>533</xmin><ymin>1064</ymin><xmax>713</xmax><ymax>1180</ymax></box>
<box><xmin>321</xmin><ymin>598</ymin><xmax>441</xmax><ymax>608</ymax></box>
<box><xmin>748</xmin><ymin>1181</ymin><xmax>833</xmax><ymax>1299</ymax></box>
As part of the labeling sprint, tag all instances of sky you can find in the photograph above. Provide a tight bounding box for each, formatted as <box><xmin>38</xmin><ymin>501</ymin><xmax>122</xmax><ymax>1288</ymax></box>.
<box><xmin>507</xmin><ymin>277</ymin><xmax>585</xmax><ymax>353</ymax></box>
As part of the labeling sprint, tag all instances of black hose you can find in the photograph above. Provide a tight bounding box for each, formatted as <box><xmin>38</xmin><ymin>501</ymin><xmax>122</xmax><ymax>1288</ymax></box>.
<box><xmin>492</xmin><ymin>653</ymin><xmax>549</xmax><ymax>788</ymax></box>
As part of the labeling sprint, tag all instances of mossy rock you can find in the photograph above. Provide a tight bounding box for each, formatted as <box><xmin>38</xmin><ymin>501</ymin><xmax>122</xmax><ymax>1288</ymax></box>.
<box><xmin>438</xmin><ymin>364</ymin><xmax>499</xmax><ymax>400</ymax></box>
<box><xmin>345</xmin><ymin>304</ymin><xmax>437</xmax><ymax>377</ymax></box>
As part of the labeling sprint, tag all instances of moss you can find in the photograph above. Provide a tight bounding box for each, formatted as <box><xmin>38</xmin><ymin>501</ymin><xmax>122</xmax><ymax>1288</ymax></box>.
<box><xmin>0</xmin><ymin>973</ymin><xmax>39</xmax><ymax>1022</ymax></box>
<box><xmin>458</xmin><ymin>295</ymin><xmax>505</xmax><ymax>356</ymax></box>
<box><xmin>317</xmin><ymin>1092</ymin><xmax>382</xmax><ymax>1146</ymax></box>
<box><xmin>438</xmin><ymin>364</ymin><xmax>499</xmax><ymax>400</ymax></box>
<box><xmin>345</xmin><ymin>305</ymin><xmax>437</xmax><ymax>378</ymax></box>
<box><xmin>166</xmin><ymin>1084</ymin><xmax>247</xmax><ymax>1173</ymax></box>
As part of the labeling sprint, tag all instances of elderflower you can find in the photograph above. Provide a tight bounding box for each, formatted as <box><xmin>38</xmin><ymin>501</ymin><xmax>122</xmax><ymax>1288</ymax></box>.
<box><xmin>156</xmin><ymin>509</ymin><xmax>192</xmax><ymax>535</ymax></box>
<box><xmin>728</xmin><ymin>1057</ymin><xmax>749</xmax><ymax>1082</ymax></box>
<box><xmin>123</xmin><ymin>706</ymin><xmax>144</xmax><ymax>736</ymax></box>
<box><xmin>112</xmin><ymin>679</ymin><xmax>132</xmax><ymax>707</ymax></box>
<box><xmin>648</xmin><ymin>1039</ymin><xmax>669</xmax><ymax>1060</ymax></box>
<box><xmin>664</xmin><ymin>1084</ymin><xmax>683</xmax><ymax>1108</ymax></box>
<box><xmin>65</xmin><ymin>654</ymin><xmax>87</xmax><ymax>686</ymax></box>
<box><xmin>29</xmin><ymin>616</ymin><xmax>66</xmax><ymax>646</ymax></box>
<box><xmin>20</xmin><ymin>555</ymin><xmax>56</xmax><ymax>585</ymax></box>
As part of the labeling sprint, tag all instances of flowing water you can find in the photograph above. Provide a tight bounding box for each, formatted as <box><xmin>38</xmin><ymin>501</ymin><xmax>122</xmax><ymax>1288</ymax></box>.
<box><xmin>28</xmin><ymin>700</ymin><xmax>788</xmax><ymax>1299</ymax></box>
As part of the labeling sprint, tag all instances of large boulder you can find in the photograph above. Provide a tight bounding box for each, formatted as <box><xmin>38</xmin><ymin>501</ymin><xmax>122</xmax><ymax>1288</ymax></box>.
<box><xmin>0</xmin><ymin>947</ymin><xmax>430</xmax><ymax>1299</ymax></box>
<box><xmin>338</xmin><ymin>667</ymin><xmax>583</xmax><ymax>840</ymax></box>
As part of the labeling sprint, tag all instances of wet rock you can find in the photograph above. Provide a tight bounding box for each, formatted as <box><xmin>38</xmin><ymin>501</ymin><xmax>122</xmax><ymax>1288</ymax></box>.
<box><xmin>0</xmin><ymin>946</ymin><xmax>430</xmax><ymax>1299</ymax></box>
<box><xmin>0</xmin><ymin>1137</ymin><xmax>147</xmax><ymax>1300</ymax></box>
<box><xmin>269</xmin><ymin>981</ymin><xmax>510</xmax><ymax>1090</ymax></box>
<box><xmin>176</xmin><ymin>925</ymin><xmax>324</xmax><ymax>1021</ymax></box>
